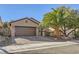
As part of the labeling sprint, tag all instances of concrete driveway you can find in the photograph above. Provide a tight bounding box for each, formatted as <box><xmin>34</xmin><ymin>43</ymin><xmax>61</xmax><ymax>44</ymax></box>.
<box><xmin>15</xmin><ymin>36</ymin><xmax>69</xmax><ymax>45</ymax></box>
<box><xmin>15</xmin><ymin>36</ymin><xmax>53</xmax><ymax>44</ymax></box>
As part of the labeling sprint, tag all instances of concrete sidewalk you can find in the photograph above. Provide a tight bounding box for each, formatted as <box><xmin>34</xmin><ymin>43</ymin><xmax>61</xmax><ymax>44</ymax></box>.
<box><xmin>1</xmin><ymin>40</ymin><xmax>79</xmax><ymax>53</ymax></box>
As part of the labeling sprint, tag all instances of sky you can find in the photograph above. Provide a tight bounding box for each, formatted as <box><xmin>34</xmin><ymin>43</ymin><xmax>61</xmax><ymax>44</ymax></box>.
<box><xmin>0</xmin><ymin>4</ymin><xmax>79</xmax><ymax>22</ymax></box>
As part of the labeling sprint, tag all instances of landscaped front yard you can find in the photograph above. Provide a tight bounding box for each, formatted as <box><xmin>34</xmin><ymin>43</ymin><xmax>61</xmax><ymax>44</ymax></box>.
<box><xmin>15</xmin><ymin>44</ymin><xmax>79</xmax><ymax>54</ymax></box>
<box><xmin>1</xmin><ymin>36</ymin><xmax>79</xmax><ymax>54</ymax></box>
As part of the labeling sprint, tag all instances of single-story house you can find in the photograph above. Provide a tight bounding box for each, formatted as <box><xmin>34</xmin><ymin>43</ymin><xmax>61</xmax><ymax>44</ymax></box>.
<box><xmin>10</xmin><ymin>17</ymin><xmax>71</xmax><ymax>38</ymax></box>
<box><xmin>10</xmin><ymin>17</ymin><xmax>40</xmax><ymax>37</ymax></box>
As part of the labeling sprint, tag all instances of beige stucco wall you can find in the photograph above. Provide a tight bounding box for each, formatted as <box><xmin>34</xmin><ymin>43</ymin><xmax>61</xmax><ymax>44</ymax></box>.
<box><xmin>10</xmin><ymin>19</ymin><xmax>39</xmax><ymax>37</ymax></box>
<box><xmin>11</xmin><ymin>19</ymin><xmax>39</xmax><ymax>27</ymax></box>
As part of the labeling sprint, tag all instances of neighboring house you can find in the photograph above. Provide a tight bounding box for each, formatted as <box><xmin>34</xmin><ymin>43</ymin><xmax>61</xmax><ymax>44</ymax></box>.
<box><xmin>10</xmin><ymin>17</ymin><xmax>40</xmax><ymax>37</ymax></box>
<box><xmin>42</xmin><ymin>27</ymin><xmax>55</xmax><ymax>36</ymax></box>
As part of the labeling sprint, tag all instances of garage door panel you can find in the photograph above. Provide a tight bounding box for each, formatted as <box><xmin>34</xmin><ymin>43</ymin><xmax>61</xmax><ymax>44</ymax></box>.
<box><xmin>15</xmin><ymin>26</ymin><xmax>36</xmax><ymax>36</ymax></box>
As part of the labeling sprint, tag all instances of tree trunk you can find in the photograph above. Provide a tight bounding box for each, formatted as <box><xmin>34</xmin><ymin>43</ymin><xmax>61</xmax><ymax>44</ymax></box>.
<box><xmin>54</xmin><ymin>27</ymin><xmax>60</xmax><ymax>39</ymax></box>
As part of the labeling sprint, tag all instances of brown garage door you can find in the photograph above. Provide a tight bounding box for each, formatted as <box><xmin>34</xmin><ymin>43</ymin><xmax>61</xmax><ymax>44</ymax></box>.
<box><xmin>15</xmin><ymin>26</ymin><xmax>36</xmax><ymax>36</ymax></box>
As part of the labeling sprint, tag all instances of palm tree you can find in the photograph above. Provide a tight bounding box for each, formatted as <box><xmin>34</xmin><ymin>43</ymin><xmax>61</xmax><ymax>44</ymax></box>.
<box><xmin>41</xmin><ymin>6</ymin><xmax>79</xmax><ymax>39</ymax></box>
<box><xmin>41</xmin><ymin>6</ymin><xmax>68</xmax><ymax>38</ymax></box>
